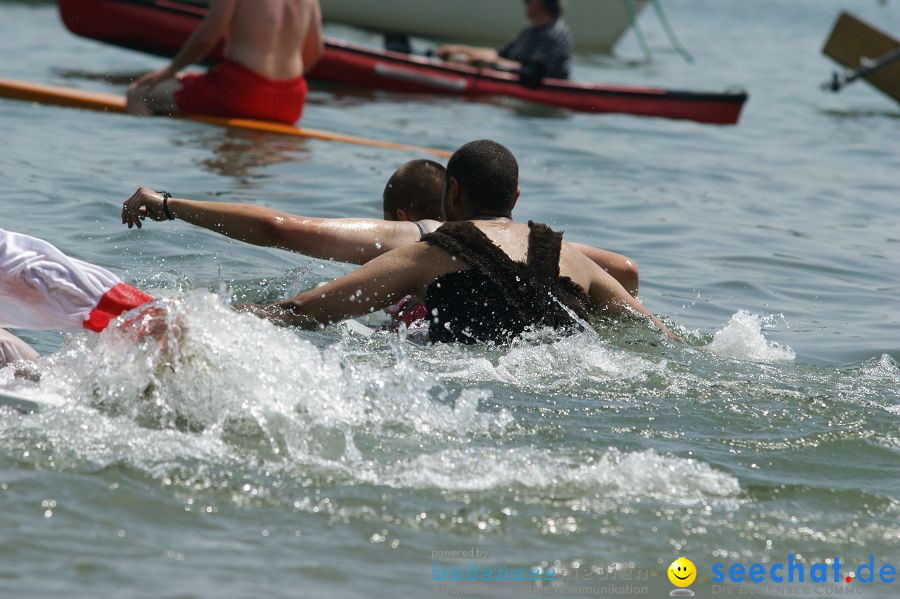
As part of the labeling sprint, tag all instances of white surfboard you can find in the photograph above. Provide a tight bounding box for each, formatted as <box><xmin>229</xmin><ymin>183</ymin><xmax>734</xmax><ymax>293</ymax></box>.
<box><xmin>0</xmin><ymin>388</ymin><xmax>66</xmax><ymax>414</ymax></box>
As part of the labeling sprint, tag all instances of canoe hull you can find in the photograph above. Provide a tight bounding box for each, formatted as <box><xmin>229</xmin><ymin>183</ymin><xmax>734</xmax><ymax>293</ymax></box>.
<box><xmin>320</xmin><ymin>0</ymin><xmax>645</xmax><ymax>53</ymax></box>
<box><xmin>59</xmin><ymin>0</ymin><xmax>747</xmax><ymax>124</ymax></box>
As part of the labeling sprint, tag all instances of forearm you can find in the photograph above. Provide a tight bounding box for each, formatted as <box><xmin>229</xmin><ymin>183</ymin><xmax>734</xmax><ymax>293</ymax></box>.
<box><xmin>589</xmin><ymin>269</ymin><xmax>679</xmax><ymax>342</ymax></box>
<box><xmin>492</xmin><ymin>57</ymin><xmax>521</xmax><ymax>70</ymax></box>
<box><xmin>164</xmin><ymin>24</ymin><xmax>220</xmax><ymax>75</ymax></box>
<box><xmin>176</xmin><ymin>199</ymin><xmax>410</xmax><ymax>263</ymax></box>
<box><xmin>570</xmin><ymin>242</ymin><xmax>639</xmax><ymax>297</ymax></box>
<box><xmin>166</xmin><ymin>198</ymin><xmax>289</xmax><ymax>247</ymax></box>
<box><xmin>233</xmin><ymin>302</ymin><xmax>320</xmax><ymax>329</ymax></box>
<box><xmin>142</xmin><ymin>191</ymin><xmax>412</xmax><ymax>264</ymax></box>
<box><xmin>302</xmin><ymin>38</ymin><xmax>325</xmax><ymax>74</ymax></box>
<box><xmin>439</xmin><ymin>45</ymin><xmax>499</xmax><ymax>64</ymax></box>
<box><xmin>602</xmin><ymin>295</ymin><xmax>680</xmax><ymax>343</ymax></box>
<box><xmin>644</xmin><ymin>311</ymin><xmax>681</xmax><ymax>343</ymax></box>
<box><xmin>621</xmin><ymin>296</ymin><xmax>681</xmax><ymax>342</ymax></box>
<box><xmin>239</xmin><ymin>246</ymin><xmax>422</xmax><ymax>329</ymax></box>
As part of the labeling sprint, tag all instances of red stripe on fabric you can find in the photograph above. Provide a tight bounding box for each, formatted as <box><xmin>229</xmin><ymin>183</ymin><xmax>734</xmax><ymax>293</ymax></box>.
<box><xmin>83</xmin><ymin>283</ymin><xmax>154</xmax><ymax>332</ymax></box>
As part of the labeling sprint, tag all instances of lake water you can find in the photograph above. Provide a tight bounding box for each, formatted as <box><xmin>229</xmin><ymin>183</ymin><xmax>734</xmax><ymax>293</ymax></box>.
<box><xmin>0</xmin><ymin>0</ymin><xmax>898</xmax><ymax>597</ymax></box>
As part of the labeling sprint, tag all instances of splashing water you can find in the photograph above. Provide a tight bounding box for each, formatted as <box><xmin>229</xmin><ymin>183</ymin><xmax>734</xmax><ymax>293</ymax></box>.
<box><xmin>0</xmin><ymin>292</ymin><xmax>747</xmax><ymax>508</ymax></box>
<box><xmin>705</xmin><ymin>310</ymin><xmax>796</xmax><ymax>363</ymax></box>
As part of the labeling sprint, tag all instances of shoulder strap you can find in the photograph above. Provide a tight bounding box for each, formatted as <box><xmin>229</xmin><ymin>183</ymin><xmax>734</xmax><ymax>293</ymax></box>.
<box><xmin>422</xmin><ymin>222</ymin><xmax>533</xmax><ymax>319</ymax></box>
<box><xmin>422</xmin><ymin>222</ymin><xmax>520</xmax><ymax>271</ymax></box>
<box><xmin>525</xmin><ymin>221</ymin><xmax>563</xmax><ymax>282</ymax></box>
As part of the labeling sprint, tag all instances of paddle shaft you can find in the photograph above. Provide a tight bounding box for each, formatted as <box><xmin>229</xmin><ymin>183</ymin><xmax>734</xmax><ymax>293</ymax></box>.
<box><xmin>826</xmin><ymin>47</ymin><xmax>900</xmax><ymax>91</ymax></box>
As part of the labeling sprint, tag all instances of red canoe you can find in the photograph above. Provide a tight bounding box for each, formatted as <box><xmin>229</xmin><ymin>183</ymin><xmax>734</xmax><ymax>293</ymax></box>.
<box><xmin>58</xmin><ymin>0</ymin><xmax>748</xmax><ymax>125</ymax></box>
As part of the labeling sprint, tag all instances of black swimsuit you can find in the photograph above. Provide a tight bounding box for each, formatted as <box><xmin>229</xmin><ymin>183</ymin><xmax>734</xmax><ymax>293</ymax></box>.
<box><xmin>421</xmin><ymin>221</ymin><xmax>592</xmax><ymax>344</ymax></box>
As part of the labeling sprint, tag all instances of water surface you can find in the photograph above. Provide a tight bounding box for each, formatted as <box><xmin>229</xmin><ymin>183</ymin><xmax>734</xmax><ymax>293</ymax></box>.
<box><xmin>0</xmin><ymin>1</ymin><xmax>898</xmax><ymax>597</ymax></box>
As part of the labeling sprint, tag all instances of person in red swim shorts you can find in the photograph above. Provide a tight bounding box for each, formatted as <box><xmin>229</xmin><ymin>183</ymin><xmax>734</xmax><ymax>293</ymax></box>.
<box><xmin>126</xmin><ymin>0</ymin><xmax>324</xmax><ymax>124</ymax></box>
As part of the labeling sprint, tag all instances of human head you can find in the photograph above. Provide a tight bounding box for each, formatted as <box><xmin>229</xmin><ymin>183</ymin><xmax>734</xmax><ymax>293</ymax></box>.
<box><xmin>524</xmin><ymin>0</ymin><xmax>561</xmax><ymax>23</ymax></box>
<box><xmin>442</xmin><ymin>140</ymin><xmax>520</xmax><ymax>220</ymax></box>
<box><xmin>382</xmin><ymin>159</ymin><xmax>446</xmax><ymax>221</ymax></box>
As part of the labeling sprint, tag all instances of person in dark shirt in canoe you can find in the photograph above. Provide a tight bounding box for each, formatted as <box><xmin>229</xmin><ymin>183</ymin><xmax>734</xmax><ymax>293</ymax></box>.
<box><xmin>436</xmin><ymin>0</ymin><xmax>574</xmax><ymax>83</ymax></box>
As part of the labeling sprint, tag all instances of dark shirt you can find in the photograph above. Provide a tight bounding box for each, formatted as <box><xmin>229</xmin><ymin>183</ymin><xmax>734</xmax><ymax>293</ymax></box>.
<box><xmin>421</xmin><ymin>221</ymin><xmax>592</xmax><ymax>344</ymax></box>
<box><xmin>498</xmin><ymin>18</ymin><xmax>574</xmax><ymax>80</ymax></box>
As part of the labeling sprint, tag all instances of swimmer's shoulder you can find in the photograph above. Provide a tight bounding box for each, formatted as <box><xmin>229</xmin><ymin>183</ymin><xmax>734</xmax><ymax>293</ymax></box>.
<box><xmin>415</xmin><ymin>219</ymin><xmax>443</xmax><ymax>238</ymax></box>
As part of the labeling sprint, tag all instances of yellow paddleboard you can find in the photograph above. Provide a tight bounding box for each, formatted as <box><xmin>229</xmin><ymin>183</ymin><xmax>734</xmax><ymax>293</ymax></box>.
<box><xmin>0</xmin><ymin>77</ymin><xmax>451</xmax><ymax>158</ymax></box>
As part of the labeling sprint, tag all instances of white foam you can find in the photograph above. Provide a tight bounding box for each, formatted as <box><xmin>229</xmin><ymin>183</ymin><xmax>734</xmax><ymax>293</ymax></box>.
<box><xmin>381</xmin><ymin>447</ymin><xmax>741</xmax><ymax>500</ymax></box>
<box><xmin>417</xmin><ymin>329</ymin><xmax>668</xmax><ymax>391</ymax></box>
<box><xmin>0</xmin><ymin>293</ymin><xmax>514</xmax><ymax>470</ymax></box>
<box><xmin>705</xmin><ymin>310</ymin><xmax>796</xmax><ymax>363</ymax></box>
<box><xmin>860</xmin><ymin>353</ymin><xmax>900</xmax><ymax>380</ymax></box>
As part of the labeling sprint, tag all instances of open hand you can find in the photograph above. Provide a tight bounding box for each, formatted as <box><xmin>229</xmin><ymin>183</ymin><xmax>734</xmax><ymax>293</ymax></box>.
<box><xmin>129</xmin><ymin>68</ymin><xmax>174</xmax><ymax>92</ymax></box>
<box><xmin>122</xmin><ymin>187</ymin><xmax>168</xmax><ymax>229</ymax></box>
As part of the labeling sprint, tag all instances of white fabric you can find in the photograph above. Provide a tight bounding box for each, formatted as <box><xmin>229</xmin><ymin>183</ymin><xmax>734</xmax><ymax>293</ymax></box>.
<box><xmin>0</xmin><ymin>229</ymin><xmax>121</xmax><ymax>332</ymax></box>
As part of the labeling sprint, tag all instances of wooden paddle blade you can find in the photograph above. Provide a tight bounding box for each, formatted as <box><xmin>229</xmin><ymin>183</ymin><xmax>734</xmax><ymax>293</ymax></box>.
<box><xmin>823</xmin><ymin>11</ymin><xmax>900</xmax><ymax>103</ymax></box>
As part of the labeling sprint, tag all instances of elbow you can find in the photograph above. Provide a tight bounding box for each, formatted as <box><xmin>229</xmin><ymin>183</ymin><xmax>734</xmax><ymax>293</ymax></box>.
<box><xmin>265</xmin><ymin>215</ymin><xmax>305</xmax><ymax>250</ymax></box>
<box><xmin>304</xmin><ymin>43</ymin><xmax>325</xmax><ymax>73</ymax></box>
<box><xmin>622</xmin><ymin>259</ymin><xmax>639</xmax><ymax>297</ymax></box>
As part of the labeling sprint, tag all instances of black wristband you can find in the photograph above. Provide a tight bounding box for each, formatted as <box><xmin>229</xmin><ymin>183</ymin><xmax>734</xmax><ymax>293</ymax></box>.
<box><xmin>157</xmin><ymin>191</ymin><xmax>175</xmax><ymax>220</ymax></box>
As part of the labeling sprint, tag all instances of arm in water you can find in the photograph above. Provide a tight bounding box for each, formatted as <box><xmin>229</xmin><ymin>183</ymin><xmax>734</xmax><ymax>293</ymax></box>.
<box><xmin>568</xmin><ymin>241</ymin><xmax>639</xmax><ymax>297</ymax></box>
<box><xmin>121</xmin><ymin>187</ymin><xmax>424</xmax><ymax>265</ymax></box>
<box><xmin>234</xmin><ymin>242</ymin><xmax>435</xmax><ymax>328</ymax></box>
<box><xmin>575</xmin><ymin>248</ymin><xmax>680</xmax><ymax>342</ymax></box>
<box><xmin>238</xmin><ymin>241</ymin><xmax>675</xmax><ymax>341</ymax></box>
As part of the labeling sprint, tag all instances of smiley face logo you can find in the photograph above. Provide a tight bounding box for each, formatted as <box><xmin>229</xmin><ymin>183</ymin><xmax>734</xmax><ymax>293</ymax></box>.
<box><xmin>668</xmin><ymin>557</ymin><xmax>697</xmax><ymax>587</ymax></box>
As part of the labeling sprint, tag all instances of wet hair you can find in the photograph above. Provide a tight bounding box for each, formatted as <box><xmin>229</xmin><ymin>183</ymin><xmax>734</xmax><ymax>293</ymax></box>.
<box><xmin>445</xmin><ymin>140</ymin><xmax>519</xmax><ymax>213</ymax></box>
<box><xmin>544</xmin><ymin>0</ymin><xmax>562</xmax><ymax>19</ymax></box>
<box><xmin>382</xmin><ymin>159</ymin><xmax>446</xmax><ymax>221</ymax></box>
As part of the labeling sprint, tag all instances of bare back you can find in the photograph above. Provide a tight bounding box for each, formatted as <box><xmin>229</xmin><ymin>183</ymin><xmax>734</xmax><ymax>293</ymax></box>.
<box><xmin>225</xmin><ymin>0</ymin><xmax>322</xmax><ymax>80</ymax></box>
<box><xmin>414</xmin><ymin>220</ymin><xmax>596</xmax><ymax>296</ymax></box>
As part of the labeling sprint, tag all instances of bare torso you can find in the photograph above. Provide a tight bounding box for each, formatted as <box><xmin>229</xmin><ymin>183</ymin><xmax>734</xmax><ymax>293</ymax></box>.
<box><xmin>225</xmin><ymin>0</ymin><xmax>319</xmax><ymax>80</ymax></box>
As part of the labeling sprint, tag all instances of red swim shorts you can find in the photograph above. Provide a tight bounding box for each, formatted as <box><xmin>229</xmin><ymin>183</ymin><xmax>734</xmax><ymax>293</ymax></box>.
<box><xmin>174</xmin><ymin>60</ymin><xmax>308</xmax><ymax>124</ymax></box>
<box><xmin>83</xmin><ymin>283</ymin><xmax>154</xmax><ymax>333</ymax></box>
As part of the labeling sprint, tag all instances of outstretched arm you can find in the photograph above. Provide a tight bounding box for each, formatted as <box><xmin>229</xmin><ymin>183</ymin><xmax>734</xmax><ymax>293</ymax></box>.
<box><xmin>568</xmin><ymin>241</ymin><xmax>639</xmax><ymax>297</ymax></box>
<box><xmin>121</xmin><ymin>187</ymin><xmax>423</xmax><ymax>264</ymax></box>
<box><xmin>584</xmin><ymin>259</ymin><xmax>680</xmax><ymax>342</ymax></box>
<box><xmin>236</xmin><ymin>243</ymin><xmax>430</xmax><ymax>328</ymax></box>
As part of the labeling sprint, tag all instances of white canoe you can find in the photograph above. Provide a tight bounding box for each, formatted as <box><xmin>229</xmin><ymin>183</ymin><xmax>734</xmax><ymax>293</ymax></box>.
<box><xmin>320</xmin><ymin>0</ymin><xmax>646</xmax><ymax>52</ymax></box>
